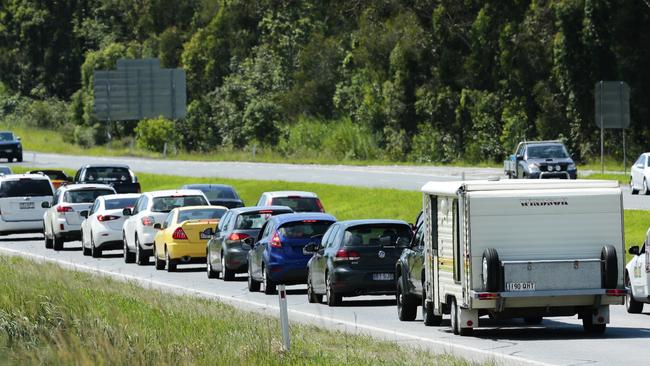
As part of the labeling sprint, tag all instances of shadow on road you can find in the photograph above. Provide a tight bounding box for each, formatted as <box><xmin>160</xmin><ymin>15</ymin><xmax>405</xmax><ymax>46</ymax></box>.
<box><xmin>99</xmin><ymin>253</ymin><xmax>123</xmax><ymax>259</ymax></box>
<box><xmin>174</xmin><ymin>267</ymin><xmax>206</xmax><ymax>273</ymax></box>
<box><xmin>0</xmin><ymin>236</ymin><xmax>43</xmax><ymax>242</ymax></box>
<box><xmin>340</xmin><ymin>299</ymin><xmax>396</xmax><ymax>307</ymax></box>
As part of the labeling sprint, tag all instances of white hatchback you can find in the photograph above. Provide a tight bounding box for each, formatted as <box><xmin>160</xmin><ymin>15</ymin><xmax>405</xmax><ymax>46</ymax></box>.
<box><xmin>625</xmin><ymin>237</ymin><xmax>650</xmax><ymax>313</ymax></box>
<box><xmin>0</xmin><ymin>174</ymin><xmax>53</xmax><ymax>235</ymax></box>
<box><xmin>80</xmin><ymin>193</ymin><xmax>140</xmax><ymax>258</ymax></box>
<box><xmin>630</xmin><ymin>153</ymin><xmax>650</xmax><ymax>194</ymax></box>
<box><xmin>122</xmin><ymin>189</ymin><xmax>209</xmax><ymax>265</ymax></box>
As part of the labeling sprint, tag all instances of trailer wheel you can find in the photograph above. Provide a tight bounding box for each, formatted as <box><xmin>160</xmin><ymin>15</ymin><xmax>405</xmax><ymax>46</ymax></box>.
<box><xmin>600</xmin><ymin>245</ymin><xmax>618</xmax><ymax>289</ymax></box>
<box><xmin>482</xmin><ymin>248</ymin><xmax>500</xmax><ymax>292</ymax></box>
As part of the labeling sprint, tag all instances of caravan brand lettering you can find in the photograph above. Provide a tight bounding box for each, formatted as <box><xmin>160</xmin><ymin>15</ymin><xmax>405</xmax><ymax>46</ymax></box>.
<box><xmin>520</xmin><ymin>198</ymin><xmax>568</xmax><ymax>207</ymax></box>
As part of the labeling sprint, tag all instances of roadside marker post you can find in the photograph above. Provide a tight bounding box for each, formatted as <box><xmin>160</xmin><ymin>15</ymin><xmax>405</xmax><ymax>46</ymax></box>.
<box><xmin>278</xmin><ymin>284</ymin><xmax>291</xmax><ymax>351</ymax></box>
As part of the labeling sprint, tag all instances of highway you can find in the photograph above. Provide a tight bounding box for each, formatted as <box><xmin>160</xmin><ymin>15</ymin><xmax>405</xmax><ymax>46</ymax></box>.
<box><xmin>0</xmin><ymin>237</ymin><xmax>648</xmax><ymax>366</ymax></box>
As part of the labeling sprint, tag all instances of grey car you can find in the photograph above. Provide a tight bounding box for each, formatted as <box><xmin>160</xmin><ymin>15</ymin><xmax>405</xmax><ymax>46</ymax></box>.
<box><xmin>206</xmin><ymin>205</ymin><xmax>292</xmax><ymax>280</ymax></box>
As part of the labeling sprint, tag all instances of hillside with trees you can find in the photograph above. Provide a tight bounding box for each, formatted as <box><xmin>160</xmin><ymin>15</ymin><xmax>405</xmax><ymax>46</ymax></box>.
<box><xmin>1</xmin><ymin>0</ymin><xmax>648</xmax><ymax>163</ymax></box>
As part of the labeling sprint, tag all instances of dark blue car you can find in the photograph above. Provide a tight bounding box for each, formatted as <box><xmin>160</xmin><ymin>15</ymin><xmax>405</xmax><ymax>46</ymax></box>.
<box><xmin>0</xmin><ymin>131</ymin><xmax>22</xmax><ymax>162</ymax></box>
<box><xmin>247</xmin><ymin>213</ymin><xmax>336</xmax><ymax>294</ymax></box>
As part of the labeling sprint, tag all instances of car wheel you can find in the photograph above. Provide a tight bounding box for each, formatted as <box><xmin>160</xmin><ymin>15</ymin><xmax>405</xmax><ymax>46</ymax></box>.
<box><xmin>206</xmin><ymin>251</ymin><xmax>218</xmax><ymax>278</ymax></box>
<box><xmin>582</xmin><ymin>314</ymin><xmax>606</xmax><ymax>334</ymax></box>
<box><xmin>307</xmin><ymin>272</ymin><xmax>322</xmax><ymax>304</ymax></box>
<box><xmin>123</xmin><ymin>234</ymin><xmax>135</xmax><ymax>263</ymax></box>
<box><xmin>644</xmin><ymin>179</ymin><xmax>649</xmax><ymax>195</ymax></box>
<box><xmin>247</xmin><ymin>264</ymin><xmax>260</xmax><ymax>292</ymax></box>
<box><xmin>16</xmin><ymin>154</ymin><xmax>22</xmax><ymax>163</ymax></box>
<box><xmin>625</xmin><ymin>273</ymin><xmax>644</xmax><ymax>314</ymax></box>
<box><xmin>165</xmin><ymin>248</ymin><xmax>176</xmax><ymax>272</ymax></box>
<box><xmin>53</xmin><ymin>235</ymin><xmax>63</xmax><ymax>251</ymax></box>
<box><xmin>44</xmin><ymin>234</ymin><xmax>53</xmax><ymax>249</ymax></box>
<box><xmin>422</xmin><ymin>288</ymin><xmax>442</xmax><ymax>326</ymax></box>
<box><xmin>450</xmin><ymin>297</ymin><xmax>459</xmax><ymax>335</ymax></box>
<box><xmin>396</xmin><ymin>277</ymin><xmax>417</xmax><ymax>321</ymax></box>
<box><xmin>631</xmin><ymin>178</ymin><xmax>639</xmax><ymax>195</ymax></box>
<box><xmin>135</xmin><ymin>236</ymin><xmax>149</xmax><ymax>265</ymax></box>
<box><xmin>222</xmin><ymin>252</ymin><xmax>235</xmax><ymax>281</ymax></box>
<box><xmin>262</xmin><ymin>265</ymin><xmax>276</xmax><ymax>295</ymax></box>
<box><xmin>326</xmin><ymin>272</ymin><xmax>341</xmax><ymax>307</ymax></box>
<box><xmin>154</xmin><ymin>245</ymin><xmax>165</xmax><ymax>270</ymax></box>
<box><xmin>91</xmin><ymin>235</ymin><xmax>101</xmax><ymax>258</ymax></box>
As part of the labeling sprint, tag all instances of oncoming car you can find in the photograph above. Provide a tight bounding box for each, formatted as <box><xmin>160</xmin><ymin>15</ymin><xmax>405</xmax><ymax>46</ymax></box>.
<box><xmin>153</xmin><ymin>206</ymin><xmax>228</xmax><ymax>271</ymax></box>
<box><xmin>630</xmin><ymin>153</ymin><xmax>650</xmax><ymax>195</ymax></box>
<box><xmin>80</xmin><ymin>194</ymin><xmax>140</xmax><ymax>257</ymax></box>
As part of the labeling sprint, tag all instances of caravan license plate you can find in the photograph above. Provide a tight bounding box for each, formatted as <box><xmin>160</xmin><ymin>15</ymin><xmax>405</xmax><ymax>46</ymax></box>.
<box><xmin>373</xmin><ymin>273</ymin><xmax>394</xmax><ymax>281</ymax></box>
<box><xmin>19</xmin><ymin>202</ymin><xmax>34</xmax><ymax>209</ymax></box>
<box><xmin>506</xmin><ymin>282</ymin><xmax>535</xmax><ymax>291</ymax></box>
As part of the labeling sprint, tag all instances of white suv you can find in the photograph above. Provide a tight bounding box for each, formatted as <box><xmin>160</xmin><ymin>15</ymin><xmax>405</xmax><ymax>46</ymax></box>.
<box><xmin>122</xmin><ymin>189</ymin><xmax>209</xmax><ymax>265</ymax></box>
<box><xmin>0</xmin><ymin>174</ymin><xmax>53</xmax><ymax>235</ymax></box>
<box><xmin>255</xmin><ymin>191</ymin><xmax>325</xmax><ymax>212</ymax></box>
<box><xmin>43</xmin><ymin>184</ymin><xmax>116</xmax><ymax>250</ymax></box>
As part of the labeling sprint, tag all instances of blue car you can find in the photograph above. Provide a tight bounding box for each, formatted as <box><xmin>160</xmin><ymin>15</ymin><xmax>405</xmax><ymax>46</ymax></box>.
<box><xmin>247</xmin><ymin>213</ymin><xmax>336</xmax><ymax>294</ymax></box>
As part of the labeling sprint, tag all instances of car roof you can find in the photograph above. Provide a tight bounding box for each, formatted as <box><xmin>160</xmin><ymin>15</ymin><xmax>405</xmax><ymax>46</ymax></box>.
<box><xmin>59</xmin><ymin>183</ymin><xmax>116</xmax><ymax>191</ymax></box>
<box><xmin>263</xmin><ymin>191</ymin><xmax>318</xmax><ymax>198</ymax></box>
<box><xmin>0</xmin><ymin>173</ymin><xmax>50</xmax><ymax>181</ymax></box>
<box><xmin>522</xmin><ymin>140</ymin><xmax>565</xmax><ymax>146</ymax></box>
<box><xmin>272</xmin><ymin>212</ymin><xmax>336</xmax><ymax>224</ymax></box>
<box><xmin>228</xmin><ymin>205</ymin><xmax>293</xmax><ymax>215</ymax></box>
<box><xmin>26</xmin><ymin>169</ymin><xmax>68</xmax><ymax>176</ymax></box>
<box><xmin>174</xmin><ymin>205</ymin><xmax>228</xmax><ymax>212</ymax></box>
<box><xmin>98</xmin><ymin>193</ymin><xmax>141</xmax><ymax>201</ymax></box>
<box><xmin>81</xmin><ymin>164</ymin><xmax>131</xmax><ymax>169</ymax></box>
<box><xmin>143</xmin><ymin>189</ymin><xmax>207</xmax><ymax>198</ymax></box>
<box><xmin>336</xmin><ymin>219</ymin><xmax>410</xmax><ymax>229</ymax></box>
<box><xmin>181</xmin><ymin>184</ymin><xmax>235</xmax><ymax>190</ymax></box>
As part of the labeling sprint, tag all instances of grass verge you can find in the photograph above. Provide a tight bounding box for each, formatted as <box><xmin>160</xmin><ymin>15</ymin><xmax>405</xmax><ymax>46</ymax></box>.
<box><xmin>0</xmin><ymin>256</ymin><xmax>466</xmax><ymax>365</ymax></box>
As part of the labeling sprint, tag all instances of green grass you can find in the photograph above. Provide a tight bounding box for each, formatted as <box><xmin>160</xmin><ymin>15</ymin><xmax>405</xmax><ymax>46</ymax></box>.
<box><xmin>582</xmin><ymin>173</ymin><xmax>629</xmax><ymax>184</ymax></box>
<box><xmin>0</xmin><ymin>256</ymin><xmax>467</xmax><ymax>365</ymax></box>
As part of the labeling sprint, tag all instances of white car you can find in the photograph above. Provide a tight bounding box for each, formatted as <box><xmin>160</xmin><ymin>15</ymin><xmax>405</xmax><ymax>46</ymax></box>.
<box><xmin>122</xmin><ymin>189</ymin><xmax>209</xmax><ymax>265</ymax></box>
<box><xmin>630</xmin><ymin>152</ymin><xmax>650</xmax><ymax>194</ymax></box>
<box><xmin>80</xmin><ymin>193</ymin><xmax>140</xmax><ymax>258</ymax></box>
<box><xmin>0</xmin><ymin>174</ymin><xmax>53</xmax><ymax>235</ymax></box>
<box><xmin>625</xmin><ymin>238</ymin><xmax>650</xmax><ymax>313</ymax></box>
<box><xmin>43</xmin><ymin>184</ymin><xmax>116</xmax><ymax>250</ymax></box>
<box><xmin>255</xmin><ymin>191</ymin><xmax>325</xmax><ymax>212</ymax></box>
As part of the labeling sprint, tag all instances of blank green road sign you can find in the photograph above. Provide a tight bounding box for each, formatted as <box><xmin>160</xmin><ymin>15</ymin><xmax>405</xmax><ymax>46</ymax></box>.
<box><xmin>595</xmin><ymin>81</ymin><xmax>630</xmax><ymax>129</ymax></box>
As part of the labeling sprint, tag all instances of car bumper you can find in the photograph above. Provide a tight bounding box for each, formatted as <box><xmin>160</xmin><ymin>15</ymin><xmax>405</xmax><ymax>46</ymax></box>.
<box><xmin>267</xmin><ymin>264</ymin><xmax>308</xmax><ymax>285</ymax></box>
<box><xmin>0</xmin><ymin>218</ymin><xmax>43</xmax><ymax>235</ymax></box>
<box><xmin>330</xmin><ymin>267</ymin><xmax>396</xmax><ymax>296</ymax></box>
<box><xmin>224</xmin><ymin>247</ymin><xmax>250</xmax><ymax>272</ymax></box>
<box><xmin>529</xmin><ymin>171</ymin><xmax>577</xmax><ymax>179</ymax></box>
<box><xmin>167</xmin><ymin>242</ymin><xmax>206</xmax><ymax>260</ymax></box>
<box><xmin>0</xmin><ymin>148</ymin><xmax>21</xmax><ymax>157</ymax></box>
<box><xmin>93</xmin><ymin>228</ymin><xmax>122</xmax><ymax>247</ymax></box>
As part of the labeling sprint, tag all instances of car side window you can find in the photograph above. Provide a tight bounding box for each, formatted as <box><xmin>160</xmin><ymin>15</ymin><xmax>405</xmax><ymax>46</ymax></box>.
<box><xmin>162</xmin><ymin>213</ymin><xmax>173</xmax><ymax>229</ymax></box>
<box><xmin>135</xmin><ymin>196</ymin><xmax>148</xmax><ymax>214</ymax></box>
<box><xmin>413</xmin><ymin>223</ymin><xmax>425</xmax><ymax>248</ymax></box>
<box><xmin>218</xmin><ymin>212</ymin><xmax>232</xmax><ymax>231</ymax></box>
<box><xmin>90</xmin><ymin>200</ymin><xmax>100</xmax><ymax>215</ymax></box>
<box><xmin>260</xmin><ymin>221</ymin><xmax>273</xmax><ymax>240</ymax></box>
<box><xmin>257</xmin><ymin>195</ymin><xmax>266</xmax><ymax>206</ymax></box>
<box><xmin>52</xmin><ymin>189</ymin><xmax>61</xmax><ymax>204</ymax></box>
<box><xmin>324</xmin><ymin>225</ymin><xmax>339</xmax><ymax>249</ymax></box>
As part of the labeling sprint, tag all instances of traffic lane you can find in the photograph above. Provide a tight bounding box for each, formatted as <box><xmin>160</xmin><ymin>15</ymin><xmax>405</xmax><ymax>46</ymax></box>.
<box><xmin>1</xmin><ymin>235</ymin><xmax>649</xmax><ymax>366</ymax></box>
<box><xmin>621</xmin><ymin>186</ymin><xmax>650</xmax><ymax>210</ymax></box>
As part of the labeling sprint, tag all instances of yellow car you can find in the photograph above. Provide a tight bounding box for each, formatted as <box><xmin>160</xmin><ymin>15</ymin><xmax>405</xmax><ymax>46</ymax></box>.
<box><xmin>153</xmin><ymin>205</ymin><xmax>228</xmax><ymax>272</ymax></box>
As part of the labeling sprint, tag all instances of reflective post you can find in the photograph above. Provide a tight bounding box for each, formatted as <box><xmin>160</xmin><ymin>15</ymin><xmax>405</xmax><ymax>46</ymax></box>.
<box><xmin>278</xmin><ymin>284</ymin><xmax>290</xmax><ymax>351</ymax></box>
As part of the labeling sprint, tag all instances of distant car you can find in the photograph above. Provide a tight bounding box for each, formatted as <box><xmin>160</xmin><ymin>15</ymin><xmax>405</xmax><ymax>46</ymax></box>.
<box><xmin>504</xmin><ymin>140</ymin><xmax>577</xmax><ymax>179</ymax></box>
<box><xmin>153</xmin><ymin>206</ymin><xmax>228</xmax><ymax>272</ymax></box>
<box><xmin>121</xmin><ymin>190</ymin><xmax>210</xmax><ymax>265</ymax></box>
<box><xmin>248</xmin><ymin>213</ymin><xmax>336</xmax><ymax>294</ymax></box>
<box><xmin>256</xmin><ymin>191</ymin><xmax>324</xmax><ymax>212</ymax></box>
<box><xmin>74</xmin><ymin>164</ymin><xmax>141</xmax><ymax>193</ymax></box>
<box><xmin>0</xmin><ymin>174</ymin><xmax>53</xmax><ymax>235</ymax></box>
<box><xmin>43</xmin><ymin>184</ymin><xmax>116</xmax><ymax>250</ymax></box>
<box><xmin>0</xmin><ymin>166</ymin><xmax>12</xmax><ymax>175</ymax></box>
<box><xmin>181</xmin><ymin>184</ymin><xmax>244</xmax><ymax>208</ymax></box>
<box><xmin>206</xmin><ymin>206</ymin><xmax>293</xmax><ymax>280</ymax></box>
<box><xmin>0</xmin><ymin>131</ymin><xmax>22</xmax><ymax>162</ymax></box>
<box><xmin>306</xmin><ymin>219</ymin><xmax>413</xmax><ymax>306</ymax></box>
<box><xmin>625</xmin><ymin>240</ymin><xmax>650</xmax><ymax>313</ymax></box>
<box><xmin>27</xmin><ymin>169</ymin><xmax>71</xmax><ymax>190</ymax></box>
<box><xmin>80</xmin><ymin>193</ymin><xmax>140</xmax><ymax>258</ymax></box>
<box><xmin>630</xmin><ymin>153</ymin><xmax>650</xmax><ymax>195</ymax></box>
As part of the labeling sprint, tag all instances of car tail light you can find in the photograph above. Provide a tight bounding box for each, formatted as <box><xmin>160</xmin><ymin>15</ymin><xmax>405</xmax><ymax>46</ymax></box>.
<box><xmin>229</xmin><ymin>233</ymin><xmax>250</xmax><ymax>241</ymax></box>
<box><xmin>333</xmin><ymin>249</ymin><xmax>360</xmax><ymax>262</ymax></box>
<box><xmin>134</xmin><ymin>183</ymin><xmax>141</xmax><ymax>193</ymax></box>
<box><xmin>141</xmin><ymin>216</ymin><xmax>155</xmax><ymax>226</ymax></box>
<box><xmin>270</xmin><ymin>232</ymin><xmax>282</xmax><ymax>248</ymax></box>
<box><xmin>56</xmin><ymin>205</ymin><xmax>73</xmax><ymax>213</ymax></box>
<box><xmin>605</xmin><ymin>289</ymin><xmax>626</xmax><ymax>296</ymax></box>
<box><xmin>316</xmin><ymin>199</ymin><xmax>324</xmax><ymax>212</ymax></box>
<box><xmin>302</xmin><ymin>220</ymin><xmax>317</xmax><ymax>223</ymax></box>
<box><xmin>97</xmin><ymin>214</ymin><xmax>119</xmax><ymax>222</ymax></box>
<box><xmin>259</xmin><ymin>210</ymin><xmax>273</xmax><ymax>214</ymax></box>
<box><xmin>172</xmin><ymin>227</ymin><xmax>188</xmax><ymax>240</ymax></box>
<box><xmin>477</xmin><ymin>292</ymin><xmax>500</xmax><ymax>300</ymax></box>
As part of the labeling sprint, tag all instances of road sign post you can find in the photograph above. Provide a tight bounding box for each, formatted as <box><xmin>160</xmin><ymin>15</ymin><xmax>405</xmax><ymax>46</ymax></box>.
<box><xmin>595</xmin><ymin>81</ymin><xmax>630</xmax><ymax>174</ymax></box>
<box><xmin>278</xmin><ymin>284</ymin><xmax>291</xmax><ymax>351</ymax></box>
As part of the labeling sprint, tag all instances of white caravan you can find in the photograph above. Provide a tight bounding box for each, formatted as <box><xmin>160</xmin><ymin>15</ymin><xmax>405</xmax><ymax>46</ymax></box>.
<box><xmin>420</xmin><ymin>179</ymin><xmax>625</xmax><ymax>336</ymax></box>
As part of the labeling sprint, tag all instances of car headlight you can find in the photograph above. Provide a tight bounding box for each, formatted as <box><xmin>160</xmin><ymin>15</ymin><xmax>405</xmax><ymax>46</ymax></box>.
<box><xmin>568</xmin><ymin>163</ymin><xmax>576</xmax><ymax>170</ymax></box>
<box><xmin>16</xmin><ymin>144</ymin><xmax>21</xmax><ymax>149</ymax></box>
<box><xmin>528</xmin><ymin>163</ymin><xmax>540</xmax><ymax>172</ymax></box>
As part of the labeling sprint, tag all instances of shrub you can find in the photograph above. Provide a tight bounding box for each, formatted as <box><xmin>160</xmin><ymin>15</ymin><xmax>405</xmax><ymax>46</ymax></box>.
<box><xmin>134</xmin><ymin>117</ymin><xmax>177</xmax><ymax>153</ymax></box>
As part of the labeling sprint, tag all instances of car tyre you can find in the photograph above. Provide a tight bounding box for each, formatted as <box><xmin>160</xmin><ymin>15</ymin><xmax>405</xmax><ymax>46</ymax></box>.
<box><xmin>644</xmin><ymin>179</ymin><xmax>649</xmax><ymax>195</ymax></box>
<box><xmin>44</xmin><ymin>226</ymin><xmax>53</xmax><ymax>249</ymax></box>
<box><xmin>482</xmin><ymin>248</ymin><xmax>500</xmax><ymax>292</ymax></box>
<box><xmin>91</xmin><ymin>236</ymin><xmax>101</xmax><ymax>258</ymax></box>
<box><xmin>135</xmin><ymin>236</ymin><xmax>149</xmax><ymax>265</ymax></box>
<box><xmin>123</xmin><ymin>234</ymin><xmax>135</xmax><ymax>263</ymax></box>
<box><xmin>206</xmin><ymin>251</ymin><xmax>218</xmax><ymax>279</ymax></box>
<box><xmin>625</xmin><ymin>273</ymin><xmax>644</xmax><ymax>314</ymax></box>
<box><xmin>450</xmin><ymin>297</ymin><xmax>460</xmax><ymax>335</ymax></box>
<box><xmin>82</xmin><ymin>241</ymin><xmax>91</xmax><ymax>256</ymax></box>
<box><xmin>222</xmin><ymin>252</ymin><xmax>235</xmax><ymax>281</ymax></box>
<box><xmin>16</xmin><ymin>154</ymin><xmax>22</xmax><ymax>163</ymax></box>
<box><xmin>165</xmin><ymin>248</ymin><xmax>176</xmax><ymax>272</ymax></box>
<box><xmin>326</xmin><ymin>272</ymin><xmax>341</xmax><ymax>307</ymax></box>
<box><xmin>247</xmin><ymin>265</ymin><xmax>260</xmax><ymax>292</ymax></box>
<box><xmin>396</xmin><ymin>277</ymin><xmax>417</xmax><ymax>321</ymax></box>
<box><xmin>263</xmin><ymin>266</ymin><xmax>276</xmax><ymax>295</ymax></box>
<box><xmin>53</xmin><ymin>235</ymin><xmax>63</xmax><ymax>251</ymax></box>
<box><xmin>630</xmin><ymin>178</ymin><xmax>639</xmax><ymax>195</ymax></box>
<box><xmin>422</xmin><ymin>288</ymin><xmax>442</xmax><ymax>326</ymax></box>
<box><xmin>307</xmin><ymin>272</ymin><xmax>322</xmax><ymax>304</ymax></box>
<box><xmin>154</xmin><ymin>246</ymin><xmax>165</xmax><ymax>270</ymax></box>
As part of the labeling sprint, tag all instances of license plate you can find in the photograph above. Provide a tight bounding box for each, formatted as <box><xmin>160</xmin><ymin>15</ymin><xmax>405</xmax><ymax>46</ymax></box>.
<box><xmin>373</xmin><ymin>273</ymin><xmax>394</xmax><ymax>281</ymax></box>
<box><xmin>200</xmin><ymin>232</ymin><xmax>211</xmax><ymax>240</ymax></box>
<box><xmin>19</xmin><ymin>202</ymin><xmax>34</xmax><ymax>209</ymax></box>
<box><xmin>506</xmin><ymin>282</ymin><xmax>535</xmax><ymax>291</ymax></box>
<box><xmin>4</xmin><ymin>149</ymin><xmax>11</xmax><ymax>153</ymax></box>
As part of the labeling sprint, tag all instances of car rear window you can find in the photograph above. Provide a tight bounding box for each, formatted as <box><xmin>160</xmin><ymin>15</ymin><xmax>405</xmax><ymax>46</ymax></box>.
<box><xmin>271</xmin><ymin>197</ymin><xmax>322</xmax><ymax>212</ymax></box>
<box><xmin>105</xmin><ymin>197</ymin><xmax>138</xmax><ymax>210</ymax></box>
<box><xmin>235</xmin><ymin>210</ymin><xmax>291</xmax><ymax>230</ymax></box>
<box><xmin>0</xmin><ymin>179</ymin><xmax>52</xmax><ymax>197</ymax></box>
<box><xmin>64</xmin><ymin>189</ymin><xmax>115</xmax><ymax>203</ymax></box>
<box><xmin>279</xmin><ymin>220</ymin><xmax>334</xmax><ymax>239</ymax></box>
<box><xmin>343</xmin><ymin>224</ymin><xmax>412</xmax><ymax>248</ymax></box>
<box><xmin>177</xmin><ymin>208</ymin><xmax>227</xmax><ymax>223</ymax></box>
<box><xmin>84</xmin><ymin>167</ymin><xmax>133</xmax><ymax>182</ymax></box>
<box><xmin>201</xmin><ymin>187</ymin><xmax>237</xmax><ymax>200</ymax></box>
<box><xmin>151</xmin><ymin>195</ymin><xmax>208</xmax><ymax>213</ymax></box>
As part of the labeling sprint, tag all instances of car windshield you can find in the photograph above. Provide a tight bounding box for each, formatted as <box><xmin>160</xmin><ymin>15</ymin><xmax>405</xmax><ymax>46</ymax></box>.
<box><xmin>151</xmin><ymin>195</ymin><xmax>208</xmax><ymax>213</ymax></box>
<box><xmin>235</xmin><ymin>210</ymin><xmax>290</xmax><ymax>230</ymax></box>
<box><xmin>104</xmin><ymin>197</ymin><xmax>138</xmax><ymax>210</ymax></box>
<box><xmin>201</xmin><ymin>187</ymin><xmax>237</xmax><ymax>200</ymax></box>
<box><xmin>0</xmin><ymin>132</ymin><xmax>14</xmax><ymax>141</ymax></box>
<box><xmin>279</xmin><ymin>220</ymin><xmax>334</xmax><ymax>239</ymax></box>
<box><xmin>64</xmin><ymin>189</ymin><xmax>114</xmax><ymax>203</ymax></box>
<box><xmin>343</xmin><ymin>224</ymin><xmax>412</xmax><ymax>248</ymax></box>
<box><xmin>271</xmin><ymin>197</ymin><xmax>321</xmax><ymax>212</ymax></box>
<box><xmin>84</xmin><ymin>167</ymin><xmax>133</xmax><ymax>182</ymax></box>
<box><xmin>177</xmin><ymin>208</ymin><xmax>227</xmax><ymax>223</ymax></box>
<box><xmin>527</xmin><ymin>145</ymin><xmax>569</xmax><ymax>159</ymax></box>
<box><xmin>0</xmin><ymin>179</ymin><xmax>52</xmax><ymax>197</ymax></box>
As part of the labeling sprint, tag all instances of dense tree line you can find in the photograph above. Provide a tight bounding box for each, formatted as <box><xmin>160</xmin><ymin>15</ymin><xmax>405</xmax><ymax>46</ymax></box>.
<box><xmin>1</xmin><ymin>0</ymin><xmax>648</xmax><ymax>162</ymax></box>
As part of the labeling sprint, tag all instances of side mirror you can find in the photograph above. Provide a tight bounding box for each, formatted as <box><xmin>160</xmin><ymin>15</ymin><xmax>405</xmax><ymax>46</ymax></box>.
<box><xmin>516</xmin><ymin>154</ymin><xmax>524</xmax><ymax>161</ymax></box>
<box><xmin>153</xmin><ymin>223</ymin><xmax>162</xmax><ymax>230</ymax></box>
<box><xmin>202</xmin><ymin>228</ymin><xmax>214</xmax><ymax>237</ymax></box>
<box><xmin>303</xmin><ymin>243</ymin><xmax>318</xmax><ymax>254</ymax></box>
<box><xmin>79</xmin><ymin>210</ymin><xmax>88</xmax><ymax>218</ymax></box>
<box><xmin>629</xmin><ymin>246</ymin><xmax>640</xmax><ymax>256</ymax></box>
<box><xmin>16</xmin><ymin>136</ymin><xmax>20</xmax><ymax>141</ymax></box>
<box><xmin>122</xmin><ymin>208</ymin><xmax>132</xmax><ymax>216</ymax></box>
<box><xmin>41</xmin><ymin>201</ymin><xmax>50</xmax><ymax>208</ymax></box>
<box><xmin>242</xmin><ymin>237</ymin><xmax>254</xmax><ymax>246</ymax></box>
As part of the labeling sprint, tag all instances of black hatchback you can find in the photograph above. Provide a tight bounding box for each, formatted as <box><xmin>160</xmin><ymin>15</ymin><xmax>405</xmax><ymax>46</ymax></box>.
<box><xmin>305</xmin><ymin>219</ymin><xmax>412</xmax><ymax>306</ymax></box>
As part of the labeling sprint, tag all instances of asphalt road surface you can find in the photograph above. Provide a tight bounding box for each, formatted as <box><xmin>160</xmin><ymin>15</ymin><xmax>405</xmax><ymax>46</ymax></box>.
<box><xmin>1</xmin><ymin>235</ymin><xmax>648</xmax><ymax>366</ymax></box>
<box><xmin>15</xmin><ymin>151</ymin><xmax>650</xmax><ymax>210</ymax></box>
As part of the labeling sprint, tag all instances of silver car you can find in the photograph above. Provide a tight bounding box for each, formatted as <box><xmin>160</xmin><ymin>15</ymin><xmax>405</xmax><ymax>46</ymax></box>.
<box><xmin>0</xmin><ymin>174</ymin><xmax>53</xmax><ymax>235</ymax></box>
